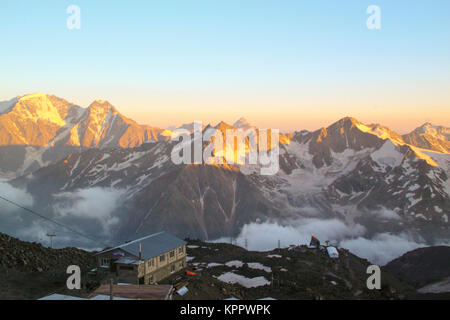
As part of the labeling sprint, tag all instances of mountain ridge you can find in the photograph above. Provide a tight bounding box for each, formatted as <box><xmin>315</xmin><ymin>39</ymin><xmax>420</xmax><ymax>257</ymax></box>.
<box><xmin>1</xmin><ymin>93</ymin><xmax>449</xmax><ymax>245</ymax></box>
<box><xmin>0</xmin><ymin>93</ymin><xmax>170</xmax><ymax>177</ymax></box>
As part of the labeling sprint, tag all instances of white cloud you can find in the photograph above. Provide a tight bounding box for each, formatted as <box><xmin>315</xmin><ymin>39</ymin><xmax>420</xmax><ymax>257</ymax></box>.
<box><xmin>211</xmin><ymin>219</ymin><xmax>366</xmax><ymax>251</ymax></box>
<box><xmin>339</xmin><ymin>233</ymin><xmax>426</xmax><ymax>266</ymax></box>
<box><xmin>210</xmin><ymin>218</ymin><xmax>450</xmax><ymax>266</ymax></box>
<box><xmin>53</xmin><ymin>187</ymin><xmax>125</xmax><ymax>233</ymax></box>
<box><xmin>0</xmin><ymin>182</ymin><xmax>34</xmax><ymax>211</ymax></box>
<box><xmin>371</xmin><ymin>207</ymin><xmax>401</xmax><ymax>220</ymax></box>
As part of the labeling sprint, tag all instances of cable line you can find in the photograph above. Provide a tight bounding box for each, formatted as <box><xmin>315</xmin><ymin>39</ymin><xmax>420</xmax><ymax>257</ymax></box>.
<box><xmin>0</xmin><ymin>195</ymin><xmax>108</xmax><ymax>247</ymax></box>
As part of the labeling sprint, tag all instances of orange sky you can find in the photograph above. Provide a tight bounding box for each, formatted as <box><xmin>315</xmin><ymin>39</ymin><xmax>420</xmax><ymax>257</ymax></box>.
<box><xmin>3</xmin><ymin>87</ymin><xmax>448</xmax><ymax>134</ymax></box>
<box><xmin>47</xmin><ymin>84</ymin><xmax>449</xmax><ymax>134</ymax></box>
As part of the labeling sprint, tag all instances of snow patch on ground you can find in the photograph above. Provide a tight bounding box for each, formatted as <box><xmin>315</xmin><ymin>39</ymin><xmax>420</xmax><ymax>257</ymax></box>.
<box><xmin>216</xmin><ymin>272</ymin><xmax>270</xmax><ymax>288</ymax></box>
<box><xmin>207</xmin><ymin>262</ymin><xmax>223</xmax><ymax>268</ymax></box>
<box><xmin>225</xmin><ymin>260</ymin><xmax>244</xmax><ymax>268</ymax></box>
<box><xmin>247</xmin><ymin>262</ymin><xmax>272</xmax><ymax>273</ymax></box>
<box><xmin>418</xmin><ymin>277</ymin><xmax>450</xmax><ymax>294</ymax></box>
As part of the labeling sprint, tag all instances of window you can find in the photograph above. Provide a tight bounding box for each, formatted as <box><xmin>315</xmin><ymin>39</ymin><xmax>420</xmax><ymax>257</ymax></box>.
<box><xmin>178</xmin><ymin>247</ymin><xmax>184</xmax><ymax>254</ymax></box>
<box><xmin>179</xmin><ymin>261</ymin><xmax>184</xmax><ymax>268</ymax></box>
<box><xmin>160</xmin><ymin>254</ymin><xmax>165</xmax><ymax>262</ymax></box>
<box><xmin>101</xmin><ymin>258</ymin><xmax>109</xmax><ymax>267</ymax></box>
<box><xmin>170</xmin><ymin>264</ymin><xmax>175</xmax><ymax>273</ymax></box>
<box><xmin>147</xmin><ymin>259</ymin><xmax>153</xmax><ymax>268</ymax></box>
<box><xmin>169</xmin><ymin>250</ymin><xmax>175</xmax><ymax>258</ymax></box>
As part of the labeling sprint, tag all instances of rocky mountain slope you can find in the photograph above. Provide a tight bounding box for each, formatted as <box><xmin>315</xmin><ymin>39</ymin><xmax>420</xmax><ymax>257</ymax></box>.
<box><xmin>403</xmin><ymin>123</ymin><xmax>450</xmax><ymax>153</ymax></box>
<box><xmin>161</xmin><ymin>239</ymin><xmax>412</xmax><ymax>300</ymax></box>
<box><xmin>0</xmin><ymin>93</ymin><xmax>169</xmax><ymax>178</ymax></box>
<box><xmin>384</xmin><ymin>246</ymin><xmax>450</xmax><ymax>288</ymax></box>
<box><xmin>8</xmin><ymin>118</ymin><xmax>449</xmax><ymax>245</ymax></box>
<box><xmin>0</xmin><ymin>232</ymin><xmax>95</xmax><ymax>273</ymax></box>
<box><xmin>1</xmin><ymin>230</ymin><xmax>446</xmax><ymax>300</ymax></box>
<box><xmin>0</xmin><ymin>231</ymin><xmax>96</xmax><ymax>300</ymax></box>
<box><xmin>0</xmin><ymin>231</ymin><xmax>416</xmax><ymax>300</ymax></box>
<box><xmin>1</xmin><ymin>93</ymin><xmax>449</xmax><ymax>246</ymax></box>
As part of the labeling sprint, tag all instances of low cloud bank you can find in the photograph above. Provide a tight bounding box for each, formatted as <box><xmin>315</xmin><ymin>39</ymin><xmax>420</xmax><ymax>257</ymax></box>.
<box><xmin>0</xmin><ymin>183</ymin><xmax>59</xmax><ymax>246</ymax></box>
<box><xmin>211</xmin><ymin>218</ymin><xmax>365</xmax><ymax>251</ymax></box>
<box><xmin>0</xmin><ymin>182</ymin><xmax>33</xmax><ymax>210</ymax></box>
<box><xmin>0</xmin><ymin>183</ymin><xmax>124</xmax><ymax>249</ymax></box>
<box><xmin>53</xmin><ymin>187</ymin><xmax>126</xmax><ymax>234</ymax></box>
<box><xmin>210</xmin><ymin>219</ymin><xmax>447</xmax><ymax>266</ymax></box>
<box><xmin>339</xmin><ymin>233</ymin><xmax>425</xmax><ymax>266</ymax></box>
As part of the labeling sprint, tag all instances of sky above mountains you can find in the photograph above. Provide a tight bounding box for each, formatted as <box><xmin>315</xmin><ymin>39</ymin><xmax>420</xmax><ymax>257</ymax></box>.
<box><xmin>0</xmin><ymin>1</ymin><xmax>449</xmax><ymax>132</ymax></box>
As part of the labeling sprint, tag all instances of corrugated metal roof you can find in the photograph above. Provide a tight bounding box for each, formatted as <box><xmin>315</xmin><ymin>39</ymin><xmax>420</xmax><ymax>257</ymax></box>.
<box><xmin>115</xmin><ymin>257</ymin><xmax>140</xmax><ymax>265</ymax></box>
<box><xmin>97</xmin><ymin>231</ymin><xmax>186</xmax><ymax>260</ymax></box>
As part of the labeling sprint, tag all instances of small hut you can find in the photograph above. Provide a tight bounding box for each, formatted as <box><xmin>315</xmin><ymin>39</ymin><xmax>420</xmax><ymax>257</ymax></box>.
<box><xmin>326</xmin><ymin>246</ymin><xmax>339</xmax><ymax>259</ymax></box>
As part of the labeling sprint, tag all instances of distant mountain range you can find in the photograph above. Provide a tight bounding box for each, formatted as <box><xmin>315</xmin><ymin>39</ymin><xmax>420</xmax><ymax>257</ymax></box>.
<box><xmin>0</xmin><ymin>93</ymin><xmax>170</xmax><ymax>178</ymax></box>
<box><xmin>1</xmin><ymin>93</ymin><xmax>449</xmax><ymax>245</ymax></box>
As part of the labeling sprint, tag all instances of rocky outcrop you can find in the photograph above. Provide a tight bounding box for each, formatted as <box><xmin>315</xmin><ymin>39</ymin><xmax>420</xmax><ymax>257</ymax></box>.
<box><xmin>0</xmin><ymin>232</ymin><xmax>95</xmax><ymax>273</ymax></box>
<box><xmin>384</xmin><ymin>246</ymin><xmax>450</xmax><ymax>288</ymax></box>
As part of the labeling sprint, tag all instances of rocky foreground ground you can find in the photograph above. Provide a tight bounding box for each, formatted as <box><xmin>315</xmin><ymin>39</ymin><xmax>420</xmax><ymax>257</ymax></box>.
<box><xmin>160</xmin><ymin>240</ymin><xmax>412</xmax><ymax>300</ymax></box>
<box><xmin>0</xmin><ymin>232</ymin><xmax>96</xmax><ymax>300</ymax></box>
<box><xmin>0</xmin><ymin>232</ymin><xmax>449</xmax><ymax>300</ymax></box>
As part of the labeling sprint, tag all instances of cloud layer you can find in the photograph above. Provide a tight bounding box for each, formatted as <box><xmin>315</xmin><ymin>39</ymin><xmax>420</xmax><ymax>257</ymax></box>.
<box><xmin>339</xmin><ymin>233</ymin><xmax>426</xmax><ymax>265</ymax></box>
<box><xmin>53</xmin><ymin>187</ymin><xmax>126</xmax><ymax>234</ymax></box>
<box><xmin>0</xmin><ymin>182</ymin><xmax>33</xmax><ymax>210</ymax></box>
<box><xmin>0</xmin><ymin>183</ymin><xmax>125</xmax><ymax>249</ymax></box>
<box><xmin>210</xmin><ymin>219</ymin><xmax>445</xmax><ymax>265</ymax></box>
<box><xmin>212</xmin><ymin>218</ymin><xmax>365</xmax><ymax>251</ymax></box>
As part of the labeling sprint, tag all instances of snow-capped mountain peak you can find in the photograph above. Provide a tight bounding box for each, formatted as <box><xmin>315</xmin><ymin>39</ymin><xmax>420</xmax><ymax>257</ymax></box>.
<box><xmin>14</xmin><ymin>93</ymin><xmax>66</xmax><ymax>126</ymax></box>
<box><xmin>233</xmin><ymin>117</ymin><xmax>254</xmax><ymax>130</ymax></box>
<box><xmin>0</xmin><ymin>94</ymin><xmax>168</xmax><ymax>176</ymax></box>
<box><xmin>415</xmin><ymin>123</ymin><xmax>450</xmax><ymax>138</ymax></box>
<box><xmin>2</xmin><ymin>95</ymin><xmax>448</xmax><ymax>245</ymax></box>
<box><xmin>88</xmin><ymin>99</ymin><xmax>118</xmax><ymax>115</ymax></box>
<box><xmin>403</xmin><ymin>123</ymin><xmax>450</xmax><ymax>153</ymax></box>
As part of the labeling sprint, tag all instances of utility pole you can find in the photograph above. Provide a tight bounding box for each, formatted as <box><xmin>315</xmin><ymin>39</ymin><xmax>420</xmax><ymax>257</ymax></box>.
<box><xmin>47</xmin><ymin>233</ymin><xmax>56</xmax><ymax>249</ymax></box>
<box><xmin>278</xmin><ymin>239</ymin><xmax>280</xmax><ymax>249</ymax></box>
